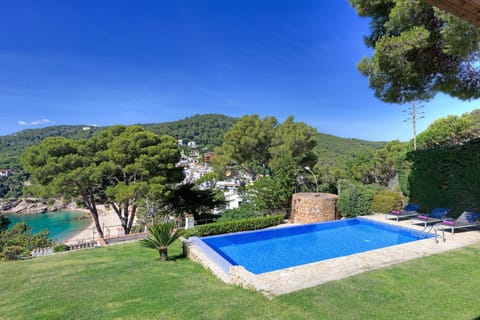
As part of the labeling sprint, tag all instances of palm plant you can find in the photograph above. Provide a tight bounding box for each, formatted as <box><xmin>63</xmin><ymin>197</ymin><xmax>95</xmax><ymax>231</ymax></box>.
<box><xmin>139</xmin><ymin>222</ymin><xmax>183</xmax><ymax>261</ymax></box>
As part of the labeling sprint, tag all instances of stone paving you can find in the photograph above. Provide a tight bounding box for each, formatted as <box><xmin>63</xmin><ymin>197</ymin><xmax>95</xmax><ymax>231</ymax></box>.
<box><xmin>185</xmin><ymin>214</ymin><xmax>480</xmax><ymax>297</ymax></box>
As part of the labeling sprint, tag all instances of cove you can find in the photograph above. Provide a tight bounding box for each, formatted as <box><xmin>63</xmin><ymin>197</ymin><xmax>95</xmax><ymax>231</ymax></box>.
<box><xmin>5</xmin><ymin>210</ymin><xmax>92</xmax><ymax>242</ymax></box>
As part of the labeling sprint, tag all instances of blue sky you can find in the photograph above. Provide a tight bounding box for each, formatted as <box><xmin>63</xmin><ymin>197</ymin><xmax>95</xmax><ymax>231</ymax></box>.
<box><xmin>0</xmin><ymin>1</ymin><xmax>478</xmax><ymax>141</ymax></box>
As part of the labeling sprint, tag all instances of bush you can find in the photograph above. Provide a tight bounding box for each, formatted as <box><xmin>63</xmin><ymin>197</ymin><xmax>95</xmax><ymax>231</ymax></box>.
<box><xmin>2</xmin><ymin>245</ymin><xmax>25</xmax><ymax>260</ymax></box>
<box><xmin>195</xmin><ymin>213</ymin><xmax>219</xmax><ymax>225</ymax></box>
<box><xmin>216</xmin><ymin>203</ymin><xmax>264</xmax><ymax>222</ymax></box>
<box><xmin>0</xmin><ymin>222</ymin><xmax>54</xmax><ymax>259</ymax></box>
<box><xmin>53</xmin><ymin>244</ymin><xmax>70</xmax><ymax>252</ymax></box>
<box><xmin>130</xmin><ymin>224</ymin><xmax>147</xmax><ymax>234</ymax></box>
<box><xmin>337</xmin><ymin>183</ymin><xmax>378</xmax><ymax>217</ymax></box>
<box><xmin>183</xmin><ymin>214</ymin><xmax>284</xmax><ymax>238</ymax></box>
<box><xmin>371</xmin><ymin>190</ymin><xmax>404</xmax><ymax>213</ymax></box>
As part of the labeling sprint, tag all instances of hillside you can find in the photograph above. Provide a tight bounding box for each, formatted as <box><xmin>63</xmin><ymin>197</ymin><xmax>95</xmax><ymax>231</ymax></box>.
<box><xmin>315</xmin><ymin>133</ymin><xmax>385</xmax><ymax>166</ymax></box>
<box><xmin>0</xmin><ymin>125</ymin><xmax>103</xmax><ymax>168</ymax></box>
<box><xmin>142</xmin><ymin>114</ymin><xmax>238</xmax><ymax>149</ymax></box>
<box><xmin>0</xmin><ymin>114</ymin><xmax>384</xmax><ymax>169</ymax></box>
<box><xmin>0</xmin><ymin>115</ymin><xmax>236</xmax><ymax>168</ymax></box>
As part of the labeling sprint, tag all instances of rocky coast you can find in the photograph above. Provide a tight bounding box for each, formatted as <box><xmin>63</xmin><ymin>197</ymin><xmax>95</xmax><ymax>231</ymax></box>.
<box><xmin>0</xmin><ymin>198</ymin><xmax>78</xmax><ymax>214</ymax></box>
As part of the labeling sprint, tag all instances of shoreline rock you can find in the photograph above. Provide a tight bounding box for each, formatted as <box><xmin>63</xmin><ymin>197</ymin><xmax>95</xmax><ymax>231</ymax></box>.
<box><xmin>0</xmin><ymin>198</ymin><xmax>78</xmax><ymax>214</ymax></box>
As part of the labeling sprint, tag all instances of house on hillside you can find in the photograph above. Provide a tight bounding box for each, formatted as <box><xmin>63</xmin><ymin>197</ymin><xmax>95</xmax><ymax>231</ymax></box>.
<box><xmin>0</xmin><ymin>169</ymin><xmax>12</xmax><ymax>177</ymax></box>
<box><xmin>204</xmin><ymin>152</ymin><xmax>214</xmax><ymax>165</ymax></box>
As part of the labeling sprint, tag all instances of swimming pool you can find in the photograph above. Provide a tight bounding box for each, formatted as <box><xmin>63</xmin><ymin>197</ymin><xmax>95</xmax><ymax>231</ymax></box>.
<box><xmin>191</xmin><ymin>218</ymin><xmax>433</xmax><ymax>274</ymax></box>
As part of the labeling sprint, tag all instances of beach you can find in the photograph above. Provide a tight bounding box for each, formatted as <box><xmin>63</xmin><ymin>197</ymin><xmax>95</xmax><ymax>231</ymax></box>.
<box><xmin>64</xmin><ymin>205</ymin><xmax>122</xmax><ymax>244</ymax></box>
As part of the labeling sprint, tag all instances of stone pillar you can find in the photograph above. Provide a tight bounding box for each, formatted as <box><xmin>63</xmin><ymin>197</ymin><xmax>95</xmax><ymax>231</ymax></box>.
<box><xmin>291</xmin><ymin>192</ymin><xmax>338</xmax><ymax>223</ymax></box>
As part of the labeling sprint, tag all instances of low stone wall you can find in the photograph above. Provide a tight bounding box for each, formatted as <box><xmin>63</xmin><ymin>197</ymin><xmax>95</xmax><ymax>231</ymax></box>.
<box><xmin>291</xmin><ymin>192</ymin><xmax>338</xmax><ymax>224</ymax></box>
<box><xmin>182</xmin><ymin>238</ymin><xmax>231</xmax><ymax>283</ymax></box>
<box><xmin>183</xmin><ymin>237</ymin><xmax>274</xmax><ymax>296</ymax></box>
<box><xmin>230</xmin><ymin>266</ymin><xmax>273</xmax><ymax>297</ymax></box>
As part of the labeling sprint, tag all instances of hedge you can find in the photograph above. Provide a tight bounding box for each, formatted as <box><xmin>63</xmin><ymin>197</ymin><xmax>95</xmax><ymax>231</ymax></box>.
<box><xmin>399</xmin><ymin>138</ymin><xmax>480</xmax><ymax>217</ymax></box>
<box><xmin>183</xmin><ymin>214</ymin><xmax>284</xmax><ymax>238</ymax></box>
<box><xmin>337</xmin><ymin>182</ymin><xmax>378</xmax><ymax>217</ymax></box>
<box><xmin>371</xmin><ymin>190</ymin><xmax>404</xmax><ymax>213</ymax></box>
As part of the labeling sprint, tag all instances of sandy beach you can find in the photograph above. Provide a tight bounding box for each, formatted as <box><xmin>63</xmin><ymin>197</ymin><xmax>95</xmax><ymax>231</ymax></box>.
<box><xmin>64</xmin><ymin>205</ymin><xmax>123</xmax><ymax>244</ymax></box>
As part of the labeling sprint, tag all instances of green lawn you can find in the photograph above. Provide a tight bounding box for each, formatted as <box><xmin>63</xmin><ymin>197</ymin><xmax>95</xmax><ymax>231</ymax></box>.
<box><xmin>1</xmin><ymin>241</ymin><xmax>480</xmax><ymax>319</ymax></box>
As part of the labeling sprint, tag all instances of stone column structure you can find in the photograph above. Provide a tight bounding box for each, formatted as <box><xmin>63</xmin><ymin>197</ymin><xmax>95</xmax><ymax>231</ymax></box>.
<box><xmin>291</xmin><ymin>192</ymin><xmax>338</xmax><ymax>223</ymax></box>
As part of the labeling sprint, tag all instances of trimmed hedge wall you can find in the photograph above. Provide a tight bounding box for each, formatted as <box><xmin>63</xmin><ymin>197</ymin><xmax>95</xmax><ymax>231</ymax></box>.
<box><xmin>183</xmin><ymin>214</ymin><xmax>284</xmax><ymax>238</ymax></box>
<box><xmin>399</xmin><ymin>138</ymin><xmax>480</xmax><ymax>217</ymax></box>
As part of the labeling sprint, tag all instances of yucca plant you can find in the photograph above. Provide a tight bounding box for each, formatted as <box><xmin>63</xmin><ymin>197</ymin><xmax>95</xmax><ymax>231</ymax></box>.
<box><xmin>139</xmin><ymin>222</ymin><xmax>183</xmax><ymax>261</ymax></box>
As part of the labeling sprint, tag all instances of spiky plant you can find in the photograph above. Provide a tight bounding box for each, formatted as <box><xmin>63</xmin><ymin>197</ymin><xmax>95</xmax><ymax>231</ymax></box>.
<box><xmin>139</xmin><ymin>222</ymin><xmax>183</xmax><ymax>261</ymax></box>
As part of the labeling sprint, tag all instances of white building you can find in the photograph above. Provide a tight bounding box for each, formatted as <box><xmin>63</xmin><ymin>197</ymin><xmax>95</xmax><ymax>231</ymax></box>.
<box><xmin>224</xmin><ymin>189</ymin><xmax>242</xmax><ymax>210</ymax></box>
<box><xmin>0</xmin><ymin>169</ymin><xmax>12</xmax><ymax>177</ymax></box>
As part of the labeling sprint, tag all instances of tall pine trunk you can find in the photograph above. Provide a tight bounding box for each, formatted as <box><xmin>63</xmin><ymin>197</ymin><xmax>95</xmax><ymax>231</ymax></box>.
<box><xmin>84</xmin><ymin>192</ymin><xmax>104</xmax><ymax>239</ymax></box>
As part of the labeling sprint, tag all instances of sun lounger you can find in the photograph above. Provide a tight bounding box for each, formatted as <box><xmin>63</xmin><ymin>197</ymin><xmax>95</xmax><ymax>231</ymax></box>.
<box><xmin>437</xmin><ymin>211</ymin><xmax>480</xmax><ymax>234</ymax></box>
<box><xmin>385</xmin><ymin>203</ymin><xmax>421</xmax><ymax>222</ymax></box>
<box><xmin>411</xmin><ymin>208</ymin><xmax>450</xmax><ymax>229</ymax></box>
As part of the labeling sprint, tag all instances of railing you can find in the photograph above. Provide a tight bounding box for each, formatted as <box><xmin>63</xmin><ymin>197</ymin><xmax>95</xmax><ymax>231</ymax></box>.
<box><xmin>64</xmin><ymin>223</ymin><xmax>149</xmax><ymax>248</ymax></box>
<box><xmin>31</xmin><ymin>247</ymin><xmax>54</xmax><ymax>257</ymax></box>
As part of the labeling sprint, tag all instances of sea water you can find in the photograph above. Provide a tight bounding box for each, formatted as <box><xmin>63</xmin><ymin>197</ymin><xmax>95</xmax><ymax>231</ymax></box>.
<box><xmin>5</xmin><ymin>210</ymin><xmax>92</xmax><ymax>242</ymax></box>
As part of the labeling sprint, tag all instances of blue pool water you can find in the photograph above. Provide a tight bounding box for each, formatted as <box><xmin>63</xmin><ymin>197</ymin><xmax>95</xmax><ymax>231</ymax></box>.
<box><xmin>198</xmin><ymin>218</ymin><xmax>433</xmax><ymax>274</ymax></box>
<box><xmin>6</xmin><ymin>210</ymin><xmax>91</xmax><ymax>242</ymax></box>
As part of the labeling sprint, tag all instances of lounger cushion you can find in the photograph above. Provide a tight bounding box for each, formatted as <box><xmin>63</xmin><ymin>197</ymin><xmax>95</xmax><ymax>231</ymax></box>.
<box><xmin>429</xmin><ymin>208</ymin><xmax>450</xmax><ymax>219</ymax></box>
<box><xmin>404</xmin><ymin>204</ymin><xmax>420</xmax><ymax>212</ymax></box>
<box><xmin>465</xmin><ymin>212</ymin><xmax>480</xmax><ymax>223</ymax></box>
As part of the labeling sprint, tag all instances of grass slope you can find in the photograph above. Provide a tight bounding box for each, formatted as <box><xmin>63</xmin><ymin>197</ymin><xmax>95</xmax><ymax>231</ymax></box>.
<box><xmin>1</xmin><ymin>241</ymin><xmax>480</xmax><ymax>319</ymax></box>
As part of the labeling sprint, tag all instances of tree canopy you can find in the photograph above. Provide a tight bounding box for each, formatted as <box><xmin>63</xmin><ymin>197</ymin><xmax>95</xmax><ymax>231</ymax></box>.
<box><xmin>416</xmin><ymin>108</ymin><xmax>480</xmax><ymax>149</ymax></box>
<box><xmin>350</xmin><ymin>0</ymin><xmax>480</xmax><ymax>103</ymax></box>
<box><xmin>22</xmin><ymin>125</ymin><xmax>183</xmax><ymax>237</ymax></box>
<box><xmin>213</xmin><ymin>115</ymin><xmax>319</xmax><ymax>211</ymax></box>
<box><xmin>214</xmin><ymin>115</ymin><xmax>318</xmax><ymax>179</ymax></box>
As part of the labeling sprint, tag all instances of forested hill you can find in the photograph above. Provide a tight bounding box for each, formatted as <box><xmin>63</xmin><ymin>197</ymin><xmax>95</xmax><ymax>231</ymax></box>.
<box><xmin>0</xmin><ymin>125</ymin><xmax>104</xmax><ymax>168</ymax></box>
<box><xmin>142</xmin><ymin>114</ymin><xmax>238</xmax><ymax>149</ymax></box>
<box><xmin>315</xmin><ymin>133</ymin><xmax>386</xmax><ymax>166</ymax></box>
<box><xmin>0</xmin><ymin>114</ymin><xmax>384</xmax><ymax>168</ymax></box>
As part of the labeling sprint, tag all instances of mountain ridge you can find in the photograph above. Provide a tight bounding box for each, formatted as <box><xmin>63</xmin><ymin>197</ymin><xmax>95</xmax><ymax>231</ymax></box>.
<box><xmin>0</xmin><ymin>114</ymin><xmax>385</xmax><ymax>168</ymax></box>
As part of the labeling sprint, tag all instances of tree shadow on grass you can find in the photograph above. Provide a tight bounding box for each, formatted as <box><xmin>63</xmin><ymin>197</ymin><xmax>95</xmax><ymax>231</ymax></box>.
<box><xmin>167</xmin><ymin>252</ymin><xmax>186</xmax><ymax>261</ymax></box>
<box><xmin>151</xmin><ymin>252</ymin><xmax>186</xmax><ymax>262</ymax></box>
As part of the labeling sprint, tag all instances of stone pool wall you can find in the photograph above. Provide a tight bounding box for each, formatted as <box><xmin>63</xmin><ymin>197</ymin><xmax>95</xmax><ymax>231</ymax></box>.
<box><xmin>182</xmin><ymin>237</ymin><xmax>274</xmax><ymax>296</ymax></box>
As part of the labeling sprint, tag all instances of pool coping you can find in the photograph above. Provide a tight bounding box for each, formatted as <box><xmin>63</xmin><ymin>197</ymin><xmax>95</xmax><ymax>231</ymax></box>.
<box><xmin>182</xmin><ymin>214</ymin><xmax>480</xmax><ymax>296</ymax></box>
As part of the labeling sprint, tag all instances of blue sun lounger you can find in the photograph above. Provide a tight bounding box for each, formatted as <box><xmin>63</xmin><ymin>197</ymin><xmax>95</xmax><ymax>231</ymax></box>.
<box><xmin>411</xmin><ymin>208</ymin><xmax>450</xmax><ymax>230</ymax></box>
<box><xmin>385</xmin><ymin>203</ymin><xmax>421</xmax><ymax>222</ymax></box>
<box><xmin>437</xmin><ymin>211</ymin><xmax>480</xmax><ymax>234</ymax></box>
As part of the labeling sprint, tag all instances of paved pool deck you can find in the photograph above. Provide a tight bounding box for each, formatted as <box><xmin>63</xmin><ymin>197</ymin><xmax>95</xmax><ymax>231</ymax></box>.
<box><xmin>184</xmin><ymin>214</ymin><xmax>480</xmax><ymax>297</ymax></box>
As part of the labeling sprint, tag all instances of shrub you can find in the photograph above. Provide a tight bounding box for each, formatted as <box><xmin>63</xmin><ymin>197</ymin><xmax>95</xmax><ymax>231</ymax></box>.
<box><xmin>0</xmin><ymin>214</ymin><xmax>10</xmax><ymax>232</ymax></box>
<box><xmin>2</xmin><ymin>245</ymin><xmax>25</xmax><ymax>260</ymax></box>
<box><xmin>130</xmin><ymin>224</ymin><xmax>147</xmax><ymax>234</ymax></box>
<box><xmin>337</xmin><ymin>183</ymin><xmax>377</xmax><ymax>217</ymax></box>
<box><xmin>53</xmin><ymin>244</ymin><xmax>70</xmax><ymax>252</ymax></box>
<box><xmin>140</xmin><ymin>222</ymin><xmax>183</xmax><ymax>261</ymax></box>
<box><xmin>195</xmin><ymin>213</ymin><xmax>219</xmax><ymax>225</ymax></box>
<box><xmin>183</xmin><ymin>214</ymin><xmax>284</xmax><ymax>238</ymax></box>
<box><xmin>371</xmin><ymin>190</ymin><xmax>404</xmax><ymax>213</ymax></box>
<box><xmin>0</xmin><ymin>222</ymin><xmax>54</xmax><ymax>258</ymax></box>
<box><xmin>216</xmin><ymin>203</ymin><xmax>264</xmax><ymax>222</ymax></box>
